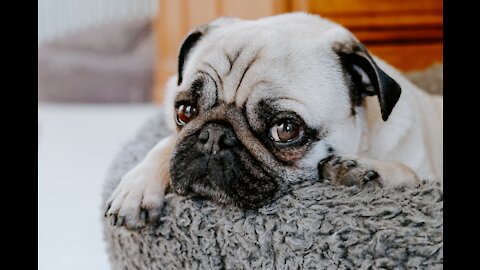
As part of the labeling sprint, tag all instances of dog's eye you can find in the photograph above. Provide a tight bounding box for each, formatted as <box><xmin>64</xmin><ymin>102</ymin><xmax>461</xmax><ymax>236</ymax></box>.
<box><xmin>175</xmin><ymin>103</ymin><xmax>197</xmax><ymax>127</ymax></box>
<box><xmin>269</xmin><ymin>120</ymin><xmax>303</xmax><ymax>144</ymax></box>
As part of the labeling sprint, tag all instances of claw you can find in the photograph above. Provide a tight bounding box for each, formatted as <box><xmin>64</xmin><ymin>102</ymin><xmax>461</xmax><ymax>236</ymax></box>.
<box><xmin>329</xmin><ymin>156</ymin><xmax>342</xmax><ymax>166</ymax></box>
<box><xmin>344</xmin><ymin>160</ymin><xmax>357</xmax><ymax>168</ymax></box>
<box><xmin>140</xmin><ymin>209</ymin><xmax>149</xmax><ymax>223</ymax></box>
<box><xmin>104</xmin><ymin>202</ymin><xmax>112</xmax><ymax>217</ymax></box>
<box><xmin>110</xmin><ymin>215</ymin><xmax>117</xmax><ymax>226</ymax></box>
<box><xmin>363</xmin><ymin>170</ymin><xmax>379</xmax><ymax>182</ymax></box>
<box><xmin>318</xmin><ymin>155</ymin><xmax>334</xmax><ymax>167</ymax></box>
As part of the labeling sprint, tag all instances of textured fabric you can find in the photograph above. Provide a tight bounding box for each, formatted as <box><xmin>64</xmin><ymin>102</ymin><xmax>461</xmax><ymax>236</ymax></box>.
<box><xmin>38</xmin><ymin>19</ymin><xmax>153</xmax><ymax>103</ymax></box>
<box><xmin>102</xmin><ymin>108</ymin><xmax>443</xmax><ymax>269</ymax></box>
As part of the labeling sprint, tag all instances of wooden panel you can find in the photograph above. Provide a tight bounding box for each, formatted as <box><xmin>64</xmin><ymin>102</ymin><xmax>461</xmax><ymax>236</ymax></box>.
<box><xmin>330</xmin><ymin>14</ymin><xmax>442</xmax><ymax>29</ymax></box>
<box><xmin>368</xmin><ymin>43</ymin><xmax>443</xmax><ymax>71</ymax></box>
<box><xmin>187</xmin><ymin>0</ymin><xmax>219</xmax><ymax>29</ymax></box>
<box><xmin>221</xmin><ymin>0</ymin><xmax>287</xmax><ymax>19</ymax></box>
<box><xmin>354</xmin><ymin>28</ymin><xmax>442</xmax><ymax>43</ymax></box>
<box><xmin>307</xmin><ymin>0</ymin><xmax>442</xmax><ymax>15</ymax></box>
<box><xmin>290</xmin><ymin>0</ymin><xmax>309</xmax><ymax>11</ymax></box>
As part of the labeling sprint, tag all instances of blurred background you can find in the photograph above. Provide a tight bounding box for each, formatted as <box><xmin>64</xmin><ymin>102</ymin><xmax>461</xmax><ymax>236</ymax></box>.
<box><xmin>38</xmin><ymin>0</ymin><xmax>442</xmax><ymax>269</ymax></box>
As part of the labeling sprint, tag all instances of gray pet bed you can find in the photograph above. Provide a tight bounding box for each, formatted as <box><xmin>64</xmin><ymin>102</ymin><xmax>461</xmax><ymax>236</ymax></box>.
<box><xmin>102</xmin><ymin>110</ymin><xmax>443</xmax><ymax>269</ymax></box>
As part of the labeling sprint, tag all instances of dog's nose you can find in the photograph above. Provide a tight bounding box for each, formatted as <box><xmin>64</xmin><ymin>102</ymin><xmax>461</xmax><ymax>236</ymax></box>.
<box><xmin>198</xmin><ymin>122</ymin><xmax>237</xmax><ymax>154</ymax></box>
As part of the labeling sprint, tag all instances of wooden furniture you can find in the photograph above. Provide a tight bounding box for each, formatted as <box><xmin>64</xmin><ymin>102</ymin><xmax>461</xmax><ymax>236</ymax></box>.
<box><xmin>153</xmin><ymin>0</ymin><xmax>442</xmax><ymax>103</ymax></box>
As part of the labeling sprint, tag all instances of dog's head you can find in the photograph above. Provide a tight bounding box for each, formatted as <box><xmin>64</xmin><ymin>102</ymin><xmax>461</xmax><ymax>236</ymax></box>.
<box><xmin>165</xmin><ymin>13</ymin><xmax>401</xmax><ymax>209</ymax></box>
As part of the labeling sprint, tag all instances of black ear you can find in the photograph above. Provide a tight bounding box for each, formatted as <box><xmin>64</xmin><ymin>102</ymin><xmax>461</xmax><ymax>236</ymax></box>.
<box><xmin>335</xmin><ymin>42</ymin><xmax>401</xmax><ymax>121</ymax></box>
<box><xmin>177</xmin><ymin>26</ymin><xmax>209</xmax><ymax>85</ymax></box>
<box><xmin>177</xmin><ymin>17</ymin><xmax>241</xmax><ymax>86</ymax></box>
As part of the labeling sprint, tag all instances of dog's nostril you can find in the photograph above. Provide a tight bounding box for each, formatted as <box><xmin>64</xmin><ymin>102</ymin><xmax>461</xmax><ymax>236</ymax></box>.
<box><xmin>198</xmin><ymin>129</ymin><xmax>209</xmax><ymax>142</ymax></box>
<box><xmin>222</xmin><ymin>134</ymin><xmax>237</xmax><ymax>147</ymax></box>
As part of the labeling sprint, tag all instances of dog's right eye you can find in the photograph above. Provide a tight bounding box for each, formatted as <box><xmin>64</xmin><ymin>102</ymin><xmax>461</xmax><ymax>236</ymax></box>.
<box><xmin>269</xmin><ymin>120</ymin><xmax>304</xmax><ymax>145</ymax></box>
<box><xmin>175</xmin><ymin>103</ymin><xmax>197</xmax><ymax>127</ymax></box>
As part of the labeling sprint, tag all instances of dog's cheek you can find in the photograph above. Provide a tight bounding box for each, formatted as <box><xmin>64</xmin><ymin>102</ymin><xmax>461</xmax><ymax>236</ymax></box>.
<box><xmin>273</xmin><ymin>147</ymin><xmax>309</xmax><ymax>164</ymax></box>
<box><xmin>296</xmin><ymin>141</ymin><xmax>333</xmax><ymax>170</ymax></box>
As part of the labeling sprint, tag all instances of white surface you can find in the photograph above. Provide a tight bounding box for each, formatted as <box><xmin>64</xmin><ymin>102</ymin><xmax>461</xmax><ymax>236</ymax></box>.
<box><xmin>38</xmin><ymin>104</ymin><xmax>159</xmax><ymax>270</ymax></box>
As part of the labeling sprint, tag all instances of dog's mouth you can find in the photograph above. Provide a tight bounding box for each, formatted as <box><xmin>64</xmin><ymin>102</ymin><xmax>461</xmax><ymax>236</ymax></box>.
<box><xmin>170</xmin><ymin>139</ymin><xmax>279</xmax><ymax>209</ymax></box>
<box><xmin>187</xmin><ymin>171</ymin><xmax>277</xmax><ymax>209</ymax></box>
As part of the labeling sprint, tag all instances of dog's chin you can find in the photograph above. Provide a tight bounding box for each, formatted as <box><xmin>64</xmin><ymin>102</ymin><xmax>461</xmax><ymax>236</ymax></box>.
<box><xmin>188</xmin><ymin>182</ymin><xmax>236</xmax><ymax>206</ymax></box>
<box><xmin>170</xmin><ymin>147</ymin><xmax>279</xmax><ymax>209</ymax></box>
<box><xmin>171</xmin><ymin>165</ymin><xmax>279</xmax><ymax>209</ymax></box>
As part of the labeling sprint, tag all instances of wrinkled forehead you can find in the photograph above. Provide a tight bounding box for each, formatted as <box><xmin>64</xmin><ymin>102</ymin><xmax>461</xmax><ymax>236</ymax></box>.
<box><xmin>178</xmin><ymin>20</ymin><xmax>352</xmax><ymax>127</ymax></box>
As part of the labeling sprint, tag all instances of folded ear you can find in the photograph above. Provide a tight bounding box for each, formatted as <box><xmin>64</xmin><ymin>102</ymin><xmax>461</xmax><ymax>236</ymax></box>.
<box><xmin>177</xmin><ymin>17</ymin><xmax>241</xmax><ymax>86</ymax></box>
<box><xmin>334</xmin><ymin>41</ymin><xmax>401</xmax><ymax>121</ymax></box>
<box><xmin>177</xmin><ymin>25</ymin><xmax>209</xmax><ymax>85</ymax></box>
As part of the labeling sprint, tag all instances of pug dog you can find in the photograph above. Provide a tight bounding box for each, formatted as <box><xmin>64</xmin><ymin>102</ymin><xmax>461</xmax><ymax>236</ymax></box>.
<box><xmin>105</xmin><ymin>13</ymin><xmax>443</xmax><ymax>230</ymax></box>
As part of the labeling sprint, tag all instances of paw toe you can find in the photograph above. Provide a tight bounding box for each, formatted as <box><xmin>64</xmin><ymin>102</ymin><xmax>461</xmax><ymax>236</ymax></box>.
<box><xmin>116</xmin><ymin>216</ymin><xmax>125</xmax><ymax>227</ymax></box>
<box><xmin>109</xmin><ymin>214</ymin><xmax>118</xmax><ymax>226</ymax></box>
<box><xmin>329</xmin><ymin>156</ymin><xmax>342</xmax><ymax>166</ymax></box>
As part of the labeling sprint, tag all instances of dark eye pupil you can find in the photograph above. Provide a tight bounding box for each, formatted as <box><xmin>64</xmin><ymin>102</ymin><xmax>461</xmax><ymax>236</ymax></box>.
<box><xmin>277</xmin><ymin>122</ymin><xmax>298</xmax><ymax>141</ymax></box>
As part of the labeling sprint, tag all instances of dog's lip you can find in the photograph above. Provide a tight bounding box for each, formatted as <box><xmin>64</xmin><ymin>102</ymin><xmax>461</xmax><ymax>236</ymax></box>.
<box><xmin>171</xmin><ymin>163</ymin><xmax>279</xmax><ymax>208</ymax></box>
<box><xmin>187</xmin><ymin>182</ymin><xmax>276</xmax><ymax>209</ymax></box>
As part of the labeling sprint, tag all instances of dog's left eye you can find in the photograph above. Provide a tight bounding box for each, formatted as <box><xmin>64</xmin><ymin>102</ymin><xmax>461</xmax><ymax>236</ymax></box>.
<box><xmin>269</xmin><ymin>120</ymin><xmax>303</xmax><ymax>144</ymax></box>
<box><xmin>175</xmin><ymin>103</ymin><xmax>197</xmax><ymax>127</ymax></box>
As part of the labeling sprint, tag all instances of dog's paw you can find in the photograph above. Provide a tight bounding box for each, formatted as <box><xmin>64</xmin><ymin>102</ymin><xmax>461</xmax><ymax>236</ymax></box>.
<box><xmin>105</xmin><ymin>169</ymin><xmax>166</xmax><ymax>230</ymax></box>
<box><xmin>318</xmin><ymin>155</ymin><xmax>382</xmax><ymax>187</ymax></box>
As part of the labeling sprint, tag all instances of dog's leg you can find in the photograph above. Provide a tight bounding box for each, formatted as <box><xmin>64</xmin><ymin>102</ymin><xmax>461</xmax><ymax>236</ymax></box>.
<box><xmin>318</xmin><ymin>155</ymin><xmax>421</xmax><ymax>188</ymax></box>
<box><xmin>105</xmin><ymin>135</ymin><xmax>175</xmax><ymax>230</ymax></box>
